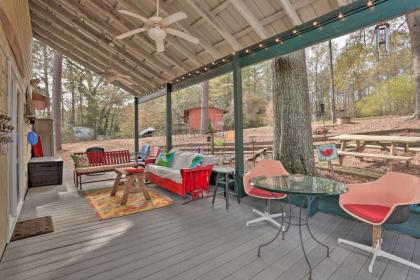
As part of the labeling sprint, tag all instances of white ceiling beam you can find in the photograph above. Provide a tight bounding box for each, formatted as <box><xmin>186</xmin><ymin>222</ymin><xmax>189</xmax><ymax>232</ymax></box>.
<box><xmin>336</xmin><ymin>0</ymin><xmax>348</xmax><ymax>7</ymax></box>
<box><xmin>279</xmin><ymin>0</ymin><xmax>302</xmax><ymax>26</ymax></box>
<box><xmin>185</xmin><ymin>0</ymin><xmax>242</xmax><ymax>51</ymax></box>
<box><xmin>229</xmin><ymin>0</ymin><xmax>269</xmax><ymax>40</ymax></box>
<box><xmin>190</xmin><ymin>1</ymin><xmax>231</xmax><ymax>29</ymax></box>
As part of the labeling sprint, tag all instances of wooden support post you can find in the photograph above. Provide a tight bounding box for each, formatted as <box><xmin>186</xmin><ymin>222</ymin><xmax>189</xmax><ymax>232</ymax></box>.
<box><xmin>134</xmin><ymin>97</ymin><xmax>139</xmax><ymax>156</ymax></box>
<box><xmin>166</xmin><ymin>83</ymin><xmax>173</xmax><ymax>152</ymax></box>
<box><xmin>340</xmin><ymin>140</ymin><xmax>347</xmax><ymax>151</ymax></box>
<box><xmin>233</xmin><ymin>54</ymin><xmax>244</xmax><ymax>195</ymax></box>
<box><xmin>390</xmin><ymin>143</ymin><xmax>396</xmax><ymax>155</ymax></box>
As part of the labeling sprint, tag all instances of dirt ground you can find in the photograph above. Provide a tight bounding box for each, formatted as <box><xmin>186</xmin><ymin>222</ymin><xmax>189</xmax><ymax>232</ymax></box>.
<box><xmin>61</xmin><ymin>115</ymin><xmax>420</xmax><ymax>183</ymax></box>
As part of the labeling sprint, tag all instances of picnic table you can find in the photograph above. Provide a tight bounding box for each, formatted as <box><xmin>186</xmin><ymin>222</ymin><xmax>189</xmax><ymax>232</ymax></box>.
<box><xmin>329</xmin><ymin>134</ymin><xmax>420</xmax><ymax>170</ymax></box>
<box><xmin>330</xmin><ymin>134</ymin><xmax>420</xmax><ymax>155</ymax></box>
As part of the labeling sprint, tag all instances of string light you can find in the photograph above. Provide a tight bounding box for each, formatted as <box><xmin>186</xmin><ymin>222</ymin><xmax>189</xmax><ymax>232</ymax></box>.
<box><xmin>166</xmin><ymin>1</ymin><xmax>374</xmax><ymax>88</ymax></box>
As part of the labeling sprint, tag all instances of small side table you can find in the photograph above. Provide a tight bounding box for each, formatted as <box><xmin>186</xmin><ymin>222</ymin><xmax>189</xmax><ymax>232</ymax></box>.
<box><xmin>211</xmin><ymin>166</ymin><xmax>240</xmax><ymax>210</ymax></box>
<box><xmin>111</xmin><ymin>168</ymin><xmax>151</xmax><ymax>205</ymax></box>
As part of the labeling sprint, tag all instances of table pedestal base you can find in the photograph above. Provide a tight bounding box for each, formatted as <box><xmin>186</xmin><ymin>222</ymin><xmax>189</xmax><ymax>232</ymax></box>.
<box><xmin>247</xmin><ymin>209</ymin><xmax>285</xmax><ymax>228</ymax></box>
<box><xmin>257</xmin><ymin>196</ymin><xmax>329</xmax><ymax>280</ymax></box>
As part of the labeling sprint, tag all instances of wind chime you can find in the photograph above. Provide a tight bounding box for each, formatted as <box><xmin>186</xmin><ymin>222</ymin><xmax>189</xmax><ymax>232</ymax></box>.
<box><xmin>375</xmin><ymin>22</ymin><xmax>390</xmax><ymax>60</ymax></box>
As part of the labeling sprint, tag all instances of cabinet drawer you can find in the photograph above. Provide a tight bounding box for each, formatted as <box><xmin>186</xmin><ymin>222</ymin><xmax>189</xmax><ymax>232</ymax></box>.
<box><xmin>29</xmin><ymin>162</ymin><xmax>62</xmax><ymax>172</ymax></box>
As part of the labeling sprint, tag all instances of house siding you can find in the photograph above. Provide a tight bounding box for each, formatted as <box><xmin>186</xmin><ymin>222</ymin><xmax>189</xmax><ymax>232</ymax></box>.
<box><xmin>0</xmin><ymin>0</ymin><xmax>32</xmax><ymax>256</ymax></box>
<box><xmin>186</xmin><ymin>108</ymin><xmax>226</xmax><ymax>132</ymax></box>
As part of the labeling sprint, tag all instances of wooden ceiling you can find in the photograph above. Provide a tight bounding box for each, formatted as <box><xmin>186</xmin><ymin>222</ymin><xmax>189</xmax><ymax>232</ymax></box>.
<box><xmin>29</xmin><ymin>0</ymin><xmax>350</xmax><ymax>96</ymax></box>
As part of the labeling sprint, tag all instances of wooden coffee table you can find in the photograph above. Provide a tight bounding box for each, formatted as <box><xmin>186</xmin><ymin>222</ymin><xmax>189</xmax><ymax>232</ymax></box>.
<box><xmin>111</xmin><ymin>168</ymin><xmax>151</xmax><ymax>205</ymax></box>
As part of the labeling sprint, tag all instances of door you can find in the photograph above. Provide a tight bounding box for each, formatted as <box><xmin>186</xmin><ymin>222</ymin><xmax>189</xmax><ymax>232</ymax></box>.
<box><xmin>7</xmin><ymin>60</ymin><xmax>24</xmax><ymax>239</ymax></box>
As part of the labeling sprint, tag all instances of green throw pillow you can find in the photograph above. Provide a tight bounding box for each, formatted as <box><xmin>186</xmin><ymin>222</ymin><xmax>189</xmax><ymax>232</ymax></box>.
<box><xmin>155</xmin><ymin>152</ymin><xmax>176</xmax><ymax>167</ymax></box>
<box><xmin>189</xmin><ymin>154</ymin><xmax>204</xmax><ymax>168</ymax></box>
<box><xmin>71</xmin><ymin>154</ymin><xmax>90</xmax><ymax>168</ymax></box>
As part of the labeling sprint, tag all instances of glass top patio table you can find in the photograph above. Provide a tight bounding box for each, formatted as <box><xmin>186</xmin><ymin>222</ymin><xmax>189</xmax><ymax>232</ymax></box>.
<box><xmin>251</xmin><ymin>174</ymin><xmax>347</xmax><ymax>280</ymax></box>
<box><xmin>251</xmin><ymin>174</ymin><xmax>348</xmax><ymax>197</ymax></box>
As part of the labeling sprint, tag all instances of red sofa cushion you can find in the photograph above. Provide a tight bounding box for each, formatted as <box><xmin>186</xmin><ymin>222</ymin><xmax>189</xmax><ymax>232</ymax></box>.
<box><xmin>343</xmin><ymin>204</ymin><xmax>390</xmax><ymax>223</ymax></box>
<box><xmin>126</xmin><ymin>168</ymin><xmax>144</xmax><ymax>174</ymax></box>
<box><xmin>248</xmin><ymin>187</ymin><xmax>286</xmax><ymax>199</ymax></box>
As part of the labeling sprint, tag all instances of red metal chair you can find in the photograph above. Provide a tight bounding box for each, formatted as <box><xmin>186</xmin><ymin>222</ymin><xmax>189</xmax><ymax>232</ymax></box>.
<box><xmin>338</xmin><ymin>172</ymin><xmax>420</xmax><ymax>273</ymax></box>
<box><xmin>243</xmin><ymin>159</ymin><xmax>288</xmax><ymax>228</ymax></box>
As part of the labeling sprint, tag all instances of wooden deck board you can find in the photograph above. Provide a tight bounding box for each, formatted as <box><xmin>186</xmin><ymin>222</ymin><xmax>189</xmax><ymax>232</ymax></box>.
<box><xmin>0</xmin><ymin>168</ymin><xmax>418</xmax><ymax>280</ymax></box>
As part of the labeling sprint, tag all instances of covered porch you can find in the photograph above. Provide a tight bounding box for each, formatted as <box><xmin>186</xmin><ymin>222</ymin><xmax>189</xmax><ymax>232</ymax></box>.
<box><xmin>1</xmin><ymin>0</ymin><xmax>420</xmax><ymax>279</ymax></box>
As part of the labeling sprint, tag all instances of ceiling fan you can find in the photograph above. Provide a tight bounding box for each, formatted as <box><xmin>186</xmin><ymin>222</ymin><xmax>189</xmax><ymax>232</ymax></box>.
<box><xmin>100</xmin><ymin>43</ymin><xmax>134</xmax><ymax>87</ymax></box>
<box><xmin>116</xmin><ymin>0</ymin><xmax>199</xmax><ymax>53</ymax></box>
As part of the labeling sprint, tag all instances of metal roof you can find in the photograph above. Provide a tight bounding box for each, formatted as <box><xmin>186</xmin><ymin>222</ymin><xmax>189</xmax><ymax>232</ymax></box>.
<box><xmin>30</xmin><ymin>0</ymin><xmax>350</xmax><ymax>97</ymax></box>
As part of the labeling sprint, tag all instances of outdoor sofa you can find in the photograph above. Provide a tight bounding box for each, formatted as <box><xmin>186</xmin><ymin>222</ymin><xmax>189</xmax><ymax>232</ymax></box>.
<box><xmin>145</xmin><ymin>150</ymin><xmax>219</xmax><ymax>199</ymax></box>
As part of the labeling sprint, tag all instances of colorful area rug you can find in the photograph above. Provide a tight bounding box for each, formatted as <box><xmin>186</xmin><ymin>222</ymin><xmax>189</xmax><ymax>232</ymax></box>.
<box><xmin>11</xmin><ymin>216</ymin><xmax>54</xmax><ymax>241</ymax></box>
<box><xmin>84</xmin><ymin>187</ymin><xmax>174</xmax><ymax>220</ymax></box>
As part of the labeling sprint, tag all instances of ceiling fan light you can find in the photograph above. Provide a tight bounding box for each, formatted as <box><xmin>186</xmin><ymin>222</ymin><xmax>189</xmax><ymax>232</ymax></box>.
<box><xmin>147</xmin><ymin>27</ymin><xmax>167</xmax><ymax>41</ymax></box>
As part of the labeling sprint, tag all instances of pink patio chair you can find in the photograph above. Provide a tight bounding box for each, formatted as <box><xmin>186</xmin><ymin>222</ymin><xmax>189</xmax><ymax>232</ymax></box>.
<box><xmin>338</xmin><ymin>172</ymin><xmax>420</xmax><ymax>273</ymax></box>
<box><xmin>243</xmin><ymin>159</ymin><xmax>288</xmax><ymax>228</ymax></box>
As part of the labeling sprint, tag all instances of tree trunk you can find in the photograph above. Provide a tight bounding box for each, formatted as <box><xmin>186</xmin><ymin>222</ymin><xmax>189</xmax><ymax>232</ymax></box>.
<box><xmin>329</xmin><ymin>40</ymin><xmax>336</xmax><ymax>123</ymax></box>
<box><xmin>272</xmin><ymin>50</ymin><xmax>315</xmax><ymax>175</ymax></box>
<box><xmin>52</xmin><ymin>51</ymin><xmax>63</xmax><ymax>152</ymax></box>
<box><xmin>314</xmin><ymin>49</ymin><xmax>320</xmax><ymax>119</ymax></box>
<box><xmin>407</xmin><ymin>11</ymin><xmax>420</xmax><ymax>118</ymax></box>
<box><xmin>78</xmin><ymin>76</ymin><xmax>84</xmax><ymax>126</ymax></box>
<box><xmin>71</xmin><ymin>85</ymin><xmax>76</xmax><ymax>126</ymax></box>
<box><xmin>200</xmin><ymin>80</ymin><xmax>209</xmax><ymax>134</ymax></box>
<box><xmin>42</xmin><ymin>45</ymin><xmax>50</xmax><ymax>117</ymax></box>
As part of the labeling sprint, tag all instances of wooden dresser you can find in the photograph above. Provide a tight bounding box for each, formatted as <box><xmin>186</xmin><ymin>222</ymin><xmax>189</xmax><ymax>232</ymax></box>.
<box><xmin>28</xmin><ymin>156</ymin><xmax>63</xmax><ymax>187</ymax></box>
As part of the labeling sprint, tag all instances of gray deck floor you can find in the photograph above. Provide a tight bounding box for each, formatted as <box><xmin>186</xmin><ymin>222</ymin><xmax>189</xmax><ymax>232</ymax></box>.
<box><xmin>1</xmin><ymin>167</ymin><xmax>419</xmax><ymax>280</ymax></box>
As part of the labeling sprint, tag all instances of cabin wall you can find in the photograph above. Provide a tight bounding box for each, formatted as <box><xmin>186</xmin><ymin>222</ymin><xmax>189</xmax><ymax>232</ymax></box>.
<box><xmin>0</xmin><ymin>0</ymin><xmax>32</xmax><ymax>256</ymax></box>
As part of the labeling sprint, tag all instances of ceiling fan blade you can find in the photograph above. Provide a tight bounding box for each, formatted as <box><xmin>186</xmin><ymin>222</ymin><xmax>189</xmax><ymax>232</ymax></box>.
<box><xmin>156</xmin><ymin>39</ymin><xmax>165</xmax><ymax>53</ymax></box>
<box><xmin>116</xmin><ymin>28</ymin><xmax>146</xmax><ymax>40</ymax></box>
<box><xmin>166</xmin><ymin>28</ymin><xmax>199</xmax><ymax>44</ymax></box>
<box><xmin>118</xmin><ymin>10</ymin><xmax>150</xmax><ymax>24</ymax></box>
<box><xmin>162</xmin><ymin>12</ymin><xmax>188</xmax><ymax>26</ymax></box>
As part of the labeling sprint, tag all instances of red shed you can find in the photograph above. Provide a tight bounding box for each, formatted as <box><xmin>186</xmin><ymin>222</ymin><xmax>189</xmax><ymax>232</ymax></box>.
<box><xmin>184</xmin><ymin>107</ymin><xmax>226</xmax><ymax>133</ymax></box>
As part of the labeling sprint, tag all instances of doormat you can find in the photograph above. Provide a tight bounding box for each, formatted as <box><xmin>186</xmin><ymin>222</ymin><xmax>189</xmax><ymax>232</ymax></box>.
<box><xmin>11</xmin><ymin>216</ymin><xmax>54</xmax><ymax>241</ymax></box>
